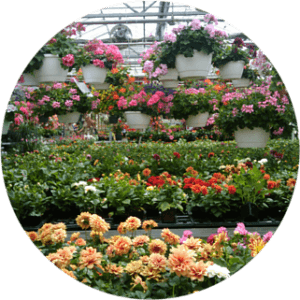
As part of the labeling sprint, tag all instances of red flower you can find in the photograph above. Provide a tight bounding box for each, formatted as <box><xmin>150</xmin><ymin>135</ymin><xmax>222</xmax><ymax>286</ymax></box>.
<box><xmin>208</xmin><ymin>152</ymin><xmax>215</xmax><ymax>158</ymax></box>
<box><xmin>173</xmin><ymin>152</ymin><xmax>181</xmax><ymax>159</ymax></box>
<box><xmin>200</xmin><ymin>186</ymin><xmax>208</xmax><ymax>195</ymax></box>
<box><xmin>153</xmin><ymin>154</ymin><xmax>160</xmax><ymax>161</ymax></box>
<box><xmin>227</xmin><ymin>185</ymin><xmax>236</xmax><ymax>195</ymax></box>
<box><xmin>191</xmin><ymin>184</ymin><xmax>202</xmax><ymax>194</ymax></box>
<box><xmin>267</xmin><ymin>181</ymin><xmax>276</xmax><ymax>189</ymax></box>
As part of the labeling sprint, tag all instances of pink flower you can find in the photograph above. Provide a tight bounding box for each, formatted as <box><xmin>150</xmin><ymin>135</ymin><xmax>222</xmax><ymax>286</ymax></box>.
<box><xmin>172</xmin><ymin>24</ymin><xmax>186</xmax><ymax>34</ymax></box>
<box><xmin>263</xmin><ymin>231</ymin><xmax>273</xmax><ymax>242</ymax></box>
<box><xmin>20</xmin><ymin>106</ymin><xmax>29</xmax><ymax>116</ymax></box>
<box><xmin>72</xmin><ymin>95</ymin><xmax>80</xmax><ymax>101</ymax></box>
<box><xmin>183</xmin><ymin>230</ymin><xmax>193</xmax><ymax>238</ymax></box>
<box><xmin>37</xmin><ymin>99</ymin><xmax>45</xmax><ymax>106</ymax></box>
<box><xmin>241</xmin><ymin>104</ymin><xmax>254</xmax><ymax>113</ymax></box>
<box><xmin>65</xmin><ymin>100</ymin><xmax>73</xmax><ymax>107</ymax></box>
<box><xmin>93</xmin><ymin>59</ymin><xmax>105</xmax><ymax>68</ymax></box>
<box><xmin>273</xmin><ymin>127</ymin><xmax>284</xmax><ymax>135</ymax></box>
<box><xmin>203</xmin><ymin>14</ymin><xmax>218</xmax><ymax>25</ymax></box>
<box><xmin>232</xmin><ymin>107</ymin><xmax>238</xmax><ymax>117</ymax></box>
<box><xmin>143</xmin><ymin>60</ymin><xmax>154</xmax><ymax>73</ymax></box>
<box><xmin>169</xmin><ymin>135</ymin><xmax>174</xmax><ymax>140</ymax></box>
<box><xmin>94</xmin><ymin>49</ymin><xmax>104</xmax><ymax>55</ymax></box>
<box><xmin>163</xmin><ymin>32</ymin><xmax>176</xmax><ymax>43</ymax></box>
<box><xmin>53</xmin><ymin>83</ymin><xmax>62</xmax><ymax>89</ymax></box>
<box><xmin>129</xmin><ymin>100</ymin><xmax>138</xmax><ymax>107</ymax></box>
<box><xmin>69</xmin><ymin>89</ymin><xmax>77</xmax><ymax>94</ymax></box>
<box><xmin>190</xmin><ymin>19</ymin><xmax>201</xmax><ymax>30</ymax></box>
<box><xmin>62</xmin><ymin>54</ymin><xmax>75</xmax><ymax>67</ymax></box>
<box><xmin>205</xmin><ymin>24</ymin><xmax>215</xmax><ymax>37</ymax></box>
<box><xmin>52</xmin><ymin>101</ymin><xmax>61</xmax><ymax>108</ymax></box>
<box><xmin>42</xmin><ymin>95</ymin><xmax>50</xmax><ymax>102</ymax></box>
<box><xmin>217</xmin><ymin>227</ymin><xmax>227</xmax><ymax>234</ymax></box>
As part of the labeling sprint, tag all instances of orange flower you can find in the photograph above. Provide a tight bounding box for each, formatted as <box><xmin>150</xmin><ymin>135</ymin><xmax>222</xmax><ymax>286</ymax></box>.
<box><xmin>106</xmin><ymin>264</ymin><xmax>124</xmax><ymax>275</ymax></box>
<box><xmin>76</xmin><ymin>212</ymin><xmax>91</xmax><ymax>230</ymax></box>
<box><xmin>75</xmin><ymin>238</ymin><xmax>86</xmax><ymax>246</ymax></box>
<box><xmin>227</xmin><ymin>185</ymin><xmax>236</xmax><ymax>195</ymax></box>
<box><xmin>61</xmin><ymin>268</ymin><xmax>77</xmax><ymax>280</ymax></box>
<box><xmin>213</xmin><ymin>84</ymin><xmax>222</xmax><ymax>91</ymax></box>
<box><xmin>263</xmin><ymin>174</ymin><xmax>271</xmax><ymax>180</ymax></box>
<box><xmin>111</xmin><ymin>68</ymin><xmax>119</xmax><ymax>74</ymax></box>
<box><xmin>148</xmin><ymin>239</ymin><xmax>167</xmax><ymax>255</ymax></box>
<box><xmin>248</xmin><ymin>237</ymin><xmax>266</xmax><ymax>257</ymax></box>
<box><xmin>168</xmin><ymin>245</ymin><xmax>196</xmax><ymax>277</ymax></box>
<box><xmin>200</xmin><ymin>186</ymin><xmax>208</xmax><ymax>195</ymax></box>
<box><xmin>125</xmin><ymin>216</ymin><xmax>141</xmax><ymax>232</ymax></box>
<box><xmin>191</xmin><ymin>184</ymin><xmax>202</xmax><ymax>194</ymax></box>
<box><xmin>79</xmin><ymin>247</ymin><xmax>102</xmax><ymax>269</ymax></box>
<box><xmin>69</xmin><ymin>232</ymin><xmax>80</xmax><ymax>242</ymax></box>
<box><xmin>142</xmin><ymin>220</ymin><xmax>158</xmax><ymax>232</ymax></box>
<box><xmin>148</xmin><ymin>253</ymin><xmax>167</xmax><ymax>271</ymax></box>
<box><xmin>133</xmin><ymin>235</ymin><xmax>150</xmax><ymax>247</ymax></box>
<box><xmin>113</xmin><ymin>93</ymin><xmax>119</xmax><ymax>100</ymax></box>
<box><xmin>142</xmin><ymin>168</ymin><xmax>151</xmax><ymax>177</ymax></box>
<box><xmin>127</xmin><ymin>76</ymin><xmax>135</xmax><ymax>84</ymax></box>
<box><xmin>161</xmin><ymin>228</ymin><xmax>180</xmax><ymax>245</ymax></box>
<box><xmin>108</xmin><ymin>105</ymin><xmax>114</xmax><ymax>110</ymax></box>
<box><xmin>267</xmin><ymin>180</ymin><xmax>276</xmax><ymax>190</ymax></box>
<box><xmin>188</xmin><ymin>261</ymin><xmax>208</xmax><ymax>281</ymax></box>
<box><xmin>26</xmin><ymin>231</ymin><xmax>38</xmax><ymax>242</ymax></box>
<box><xmin>119</xmin><ymin>87</ymin><xmax>126</xmax><ymax>93</ymax></box>
<box><xmin>89</xmin><ymin>214</ymin><xmax>110</xmax><ymax>234</ymax></box>
<box><xmin>117</xmin><ymin>222</ymin><xmax>127</xmax><ymax>235</ymax></box>
<box><xmin>183</xmin><ymin>237</ymin><xmax>202</xmax><ymax>251</ymax></box>
<box><xmin>114</xmin><ymin>236</ymin><xmax>132</xmax><ymax>256</ymax></box>
<box><xmin>204</xmin><ymin>79</ymin><xmax>213</xmax><ymax>85</ymax></box>
<box><xmin>287</xmin><ymin>178</ymin><xmax>296</xmax><ymax>187</ymax></box>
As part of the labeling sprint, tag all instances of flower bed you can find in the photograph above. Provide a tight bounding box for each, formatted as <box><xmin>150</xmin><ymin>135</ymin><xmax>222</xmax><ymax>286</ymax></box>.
<box><xmin>2</xmin><ymin>138</ymin><xmax>298</xmax><ymax>226</ymax></box>
<box><xmin>25</xmin><ymin>213</ymin><xmax>273</xmax><ymax>298</ymax></box>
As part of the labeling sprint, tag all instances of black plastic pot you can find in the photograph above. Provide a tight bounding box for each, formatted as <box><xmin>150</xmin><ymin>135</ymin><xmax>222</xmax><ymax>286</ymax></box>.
<box><xmin>241</xmin><ymin>202</ymin><xmax>259</xmax><ymax>221</ymax></box>
<box><xmin>161</xmin><ymin>208</ymin><xmax>178</xmax><ymax>223</ymax></box>
<box><xmin>115</xmin><ymin>134</ymin><xmax>123</xmax><ymax>141</ymax></box>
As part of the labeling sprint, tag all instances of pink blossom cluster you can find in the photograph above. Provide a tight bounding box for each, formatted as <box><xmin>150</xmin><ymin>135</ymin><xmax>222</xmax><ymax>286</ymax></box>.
<box><xmin>69</xmin><ymin>88</ymin><xmax>77</xmax><ymax>94</ymax></box>
<box><xmin>52</xmin><ymin>101</ymin><xmax>61</xmax><ymax>108</ymax></box>
<box><xmin>65</xmin><ymin>100</ymin><xmax>73</xmax><ymax>107</ymax></box>
<box><xmin>172</xmin><ymin>24</ymin><xmax>186</xmax><ymax>34</ymax></box>
<box><xmin>91</xmin><ymin>99</ymin><xmax>100</xmax><ymax>110</ymax></box>
<box><xmin>14</xmin><ymin>113</ymin><xmax>24</xmax><ymax>125</ymax></box>
<box><xmin>203</xmin><ymin>14</ymin><xmax>219</xmax><ymax>25</ymax></box>
<box><xmin>180</xmin><ymin>230</ymin><xmax>193</xmax><ymax>244</ymax></box>
<box><xmin>190</xmin><ymin>19</ymin><xmax>201</xmax><ymax>30</ymax></box>
<box><xmin>143</xmin><ymin>60</ymin><xmax>154</xmax><ymax>73</ymax></box>
<box><xmin>206</xmin><ymin>116</ymin><xmax>215</xmax><ymax>126</ymax></box>
<box><xmin>241</xmin><ymin>104</ymin><xmax>254</xmax><ymax>113</ymax></box>
<box><xmin>263</xmin><ymin>231</ymin><xmax>273</xmax><ymax>242</ymax></box>
<box><xmin>42</xmin><ymin>95</ymin><xmax>51</xmax><ymax>102</ymax></box>
<box><xmin>53</xmin><ymin>83</ymin><xmax>63</xmax><ymax>89</ymax></box>
<box><xmin>151</xmin><ymin>64</ymin><xmax>168</xmax><ymax>78</ymax></box>
<box><xmin>163</xmin><ymin>32</ymin><xmax>176</xmax><ymax>43</ymax></box>
<box><xmin>273</xmin><ymin>127</ymin><xmax>284</xmax><ymax>135</ymax></box>
<box><xmin>147</xmin><ymin>91</ymin><xmax>174</xmax><ymax>114</ymax></box>
<box><xmin>234</xmin><ymin>222</ymin><xmax>249</xmax><ymax>235</ymax></box>
<box><xmin>71</xmin><ymin>95</ymin><xmax>80</xmax><ymax>101</ymax></box>
<box><xmin>232</xmin><ymin>107</ymin><xmax>239</xmax><ymax>117</ymax></box>
<box><xmin>62</xmin><ymin>54</ymin><xmax>75</xmax><ymax>67</ymax></box>
<box><xmin>93</xmin><ymin>59</ymin><xmax>105</xmax><ymax>68</ymax></box>
<box><xmin>184</xmin><ymin>88</ymin><xmax>205</xmax><ymax>95</ymax></box>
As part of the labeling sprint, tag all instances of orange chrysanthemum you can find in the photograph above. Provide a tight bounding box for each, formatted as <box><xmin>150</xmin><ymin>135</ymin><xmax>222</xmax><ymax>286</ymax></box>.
<box><xmin>117</xmin><ymin>222</ymin><xmax>127</xmax><ymax>235</ymax></box>
<box><xmin>148</xmin><ymin>239</ymin><xmax>167</xmax><ymax>255</ymax></box>
<box><xmin>51</xmin><ymin>228</ymin><xmax>67</xmax><ymax>244</ymax></box>
<box><xmin>114</xmin><ymin>236</ymin><xmax>132</xmax><ymax>256</ymax></box>
<box><xmin>168</xmin><ymin>244</ymin><xmax>196</xmax><ymax>277</ymax></box>
<box><xmin>75</xmin><ymin>238</ymin><xmax>86</xmax><ymax>246</ymax></box>
<box><xmin>106</xmin><ymin>264</ymin><xmax>124</xmax><ymax>276</ymax></box>
<box><xmin>148</xmin><ymin>253</ymin><xmax>167</xmax><ymax>271</ymax></box>
<box><xmin>111</xmin><ymin>68</ymin><xmax>119</xmax><ymax>74</ymax></box>
<box><xmin>287</xmin><ymin>178</ymin><xmax>296</xmax><ymax>187</ymax></box>
<box><xmin>75</xmin><ymin>212</ymin><xmax>91</xmax><ymax>230</ymax></box>
<box><xmin>89</xmin><ymin>214</ymin><xmax>110</xmax><ymax>234</ymax></box>
<box><xmin>142</xmin><ymin>168</ymin><xmax>152</xmax><ymax>177</ymax></box>
<box><xmin>79</xmin><ymin>247</ymin><xmax>102</xmax><ymax>269</ymax></box>
<box><xmin>26</xmin><ymin>231</ymin><xmax>38</xmax><ymax>242</ymax></box>
<box><xmin>69</xmin><ymin>232</ymin><xmax>80</xmax><ymax>242</ymax></box>
<box><xmin>183</xmin><ymin>237</ymin><xmax>202</xmax><ymax>251</ymax></box>
<box><xmin>133</xmin><ymin>235</ymin><xmax>150</xmax><ymax>247</ymax></box>
<box><xmin>248</xmin><ymin>237</ymin><xmax>266</xmax><ymax>257</ymax></box>
<box><xmin>125</xmin><ymin>216</ymin><xmax>141</xmax><ymax>232</ymax></box>
<box><xmin>61</xmin><ymin>268</ymin><xmax>77</xmax><ymax>280</ymax></box>
<box><xmin>125</xmin><ymin>260</ymin><xmax>144</xmax><ymax>276</ymax></box>
<box><xmin>161</xmin><ymin>228</ymin><xmax>180</xmax><ymax>245</ymax></box>
<box><xmin>188</xmin><ymin>261</ymin><xmax>208</xmax><ymax>281</ymax></box>
<box><xmin>142</xmin><ymin>220</ymin><xmax>158</xmax><ymax>232</ymax></box>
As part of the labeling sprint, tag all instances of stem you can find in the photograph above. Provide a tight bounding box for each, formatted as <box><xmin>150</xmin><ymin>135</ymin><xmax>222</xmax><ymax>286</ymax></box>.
<box><xmin>172</xmin><ymin>284</ymin><xmax>176</xmax><ymax>298</ymax></box>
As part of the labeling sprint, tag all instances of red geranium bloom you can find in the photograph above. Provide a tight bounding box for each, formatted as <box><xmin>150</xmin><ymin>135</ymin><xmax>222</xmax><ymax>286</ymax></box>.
<box><xmin>208</xmin><ymin>152</ymin><xmax>215</xmax><ymax>158</ymax></box>
<box><xmin>191</xmin><ymin>184</ymin><xmax>202</xmax><ymax>194</ymax></box>
<box><xmin>173</xmin><ymin>152</ymin><xmax>181</xmax><ymax>159</ymax></box>
<box><xmin>227</xmin><ymin>185</ymin><xmax>236</xmax><ymax>195</ymax></box>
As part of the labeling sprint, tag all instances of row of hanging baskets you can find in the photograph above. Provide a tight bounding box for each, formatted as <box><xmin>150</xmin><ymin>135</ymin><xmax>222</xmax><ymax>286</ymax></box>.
<box><xmin>158</xmin><ymin>50</ymin><xmax>246</xmax><ymax>88</ymax></box>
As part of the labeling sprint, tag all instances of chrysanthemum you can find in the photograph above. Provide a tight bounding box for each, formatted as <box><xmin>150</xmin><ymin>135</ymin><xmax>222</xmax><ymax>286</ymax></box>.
<box><xmin>51</xmin><ymin>228</ymin><xmax>67</xmax><ymax>244</ymax></box>
<box><xmin>69</xmin><ymin>232</ymin><xmax>80</xmax><ymax>242</ymax></box>
<box><xmin>161</xmin><ymin>228</ymin><xmax>180</xmax><ymax>245</ymax></box>
<box><xmin>79</xmin><ymin>247</ymin><xmax>102</xmax><ymax>269</ymax></box>
<box><xmin>142</xmin><ymin>220</ymin><xmax>158</xmax><ymax>232</ymax></box>
<box><xmin>148</xmin><ymin>239</ymin><xmax>167</xmax><ymax>255</ymax></box>
<box><xmin>117</xmin><ymin>222</ymin><xmax>127</xmax><ymax>235</ymax></box>
<box><xmin>89</xmin><ymin>214</ymin><xmax>110</xmax><ymax>234</ymax></box>
<box><xmin>75</xmin><ymin>238</ymin><xmax>86</xmax><ymax>246</ymax></box>
<box><xmin>148</xmin><ymin>253</ymin><xmax>167</xmax><ymax>271</ymax></box>
<box><xmin>114</xmin><ymin>236</ymin><xmax>132</xmax><ymax>256</ymax></box>
<box><xmin>39</xmin><ymin>229</ymin><xmax>53</xmax><ymax>245</ymax></box>
<box><xmin>188</xmin><ymin>261</ymin><xmax>208</xmax><ymax>281</ymax></box>
<box><xmin>168</xmin><ymin>244</ymin><xmax>196</xmax><ymax>277</ymax></box>
<box><xmin>248</xmin><ymin>237</ymin><xmax>266</xmax><ymax>257</ymax></box>
<box><xmin>26</xmin><ymin>231</ymin><xmax>38</xmax><ymax>242</ymax></box>
<box><xmin>142</xmin><ymin>168</ymin><xmax>151</xmax><ymax>177</ymax></box>
<box><xmin>46</xmin><ymin>253</ymin><xmax>67</xmax><ymax>269</ymax></box>
<box><xmin>125</xmin><ymin>259</ymin><xmax>144</xmax><ymax>276</ymax></box>
<box><xmin>140</xmin><ymin>265</ymin><xmax>162</xmax><ymax>281</ymax></box>
<box><xmin>130</xmin><ymin>275</ymin><xmax>148</xmax><ymax>292</ymax></box>
<box><xmin>61</xmin><ymin>268</ymin><xmax>77</xmax><ymax>280</ymax></box>
<box><xmin>106</xmin><ymin>264</ymin><xmax>124</xmax><ymax>276</ymax></box>
<box><xmin>183</xmin><ymin>237</ymin><xmax>202</xmax><ymax>250</ymax></box>
<box><xmin>75</xmin><ymin>212</ymin><xmax>91</xmax><ymax>230</ymax></box>
<box><xmin>106</xmin><ymin>244</ymin><xmax>115</xmax><ymax>258</ymax></box>
<box><xmin>133</xmin><ymin>235</ymin><xmax>150</xmax><ymax>247</ymax></box>
<box><xmin>125</xmin><ymin>216</ymin><xmax>141</xmax><ymax>232</ymax></box>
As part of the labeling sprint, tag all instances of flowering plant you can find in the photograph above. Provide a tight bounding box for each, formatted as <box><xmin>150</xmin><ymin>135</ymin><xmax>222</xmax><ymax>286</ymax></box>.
<box><xmin>24</xmin><ymin>22</ymin><xmax>86</xmax><ymax>74</ymax></box>
<box><xmin>169</xmin><ymin>15</ymin><xmax>227</xmax><ymax>60</ymax></box>
<box><xmin>214</xmin><ymin>79</ymin><xmax>294</xmax><ymax>135</ymax></box>
<box><xmin>213</xmin><ymin>38</ymin><xmax>255</xmax><ymax>68</ymax></box>
<box><xmin>29</xmin><ymin>82</ymin><xmax>99</xmax><ymax>117</ymax></box>
<box><xmin>75</xmin><ymin>39</ymin><xmax>124</xmax><ymax>70</ymax></box>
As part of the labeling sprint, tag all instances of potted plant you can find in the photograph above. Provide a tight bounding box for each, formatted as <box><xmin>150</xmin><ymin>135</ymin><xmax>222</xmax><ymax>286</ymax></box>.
<box><xmin>232</xmin><ymin>63</ymin><xmax>259</xmax><ymax>88</ymax></box>
<box><xmin>29</xmin><ymin>82</ymin><xmax>99</xmax><ymax>124</ymax></box>
<box><xmin>214</xmin><ymin>80</ymin><xmax>294</xmax><ymax>148</ymax></box>
<box><xmin>23</xmin><ymin>22</ymin><xmax>85</xmax><ymax>83</ymax></box>
<box><xmin>75</xmin><ymin>39</ymin><xmax>124</xmax><ymax>89</ymax></box>
<box><xmin>169</xmin><ymin>14</ymin><xmax>228</xmax><ymax>79</ymax></box>
<box><xmin>213</xmin><ymin>38</ymin><xmax>254</xmax><ymax>80</ymax></box>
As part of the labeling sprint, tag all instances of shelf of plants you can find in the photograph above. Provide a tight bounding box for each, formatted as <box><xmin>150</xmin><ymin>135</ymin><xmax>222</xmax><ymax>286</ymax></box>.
<box><xmin>2</xmin><ymin>15</ymin><xmax>299</xmax><ymax>298</ymax></box>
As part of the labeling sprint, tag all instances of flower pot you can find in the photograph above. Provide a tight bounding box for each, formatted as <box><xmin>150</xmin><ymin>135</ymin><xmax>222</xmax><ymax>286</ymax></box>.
<box><xmin>159</xmin><ymin>68</ymin><xmax>179</xmax><ymax>88</ymax></box>
<box><xmin>109</xmin><ymin>115</ymin><xmax>118</xmax><ymax>124</ymax></box>
<box><xmin>115</xmin><ymin>134</ymin><xmax>123</xmax><ymax>141</ymax></box>
<box><xmin>92</xmin><ymin>82</ymin><xmax>110</xmax><ymax>90</ymax></box>
<box><xmin>36</xmin><ymin>54</ymin><xmax>68</xmax><ymax>83</ymax></box>
<box><xmin>232</xmin><ymin>78</ymin><xmax>251</xmax><ymax>88</ymax></box>
<box><xmin>241</xmin><ymin>202</ymin><xmax>259</xmax><ymax>222</ymax></box>
<box><xmin>186</xmin><ymin>112</ymin><xmax>209</xmax><ymax>128</ymax></box>
<box><xmin>234</xmin><ymin>127</ymin><xmax>270</xmax><ymax>148</ymax></box>
<box><xmin>124</xmin><ymin>111</ymin><xmax>151</xmax><ymax>130</ymax></box>
<box><xmin>161</xmin><ymin>208</ymin><xmax>177</xmax><ymax>223</ymax></box>
<box><xmin>2</xmin><ymin>120</ymin><xmax>12</xmax><ymax>135</ymax></box>
<box><xmin>21</xmin><ymin>72</ymin><xmax>39</xmax><ymax>86</ymax></box>
<box><xmin>57</xmin><ymin>112</ymin><xmax>81</xmax><ymax>125</ymax></box>
<box><xmin>219</xmin><ymin>61</ymin><xmax>245</xmax><ymax>80</ymax></box>
<box><xmin>175</xmin><ymin>50</ymin><xmax>213</xmax><ymax>79</ymax></box>
<box><xmin>81</xmin><ymin>64</ymin><xmax>108</xmax><ymax>86</ymax></box>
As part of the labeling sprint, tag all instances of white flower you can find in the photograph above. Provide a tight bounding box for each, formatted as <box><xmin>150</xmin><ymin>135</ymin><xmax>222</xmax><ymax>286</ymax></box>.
<box><xmin>84</xmin><ymin>185</ymin><xmax>97</xmax><ymax>193</ymax></box>
<box><xmin>71</xmin><ymin>181</ymin><xmax>87</xmax><ymax>188</ymax></box>
<box><xmin>219</xmin><ymin>165</ymin><xmax>226</xmax><ymax>170</ymax></box>
<box><xmin>258</xmin><ymin>158</ymin><xmax>268</xmax><ymax>165</ymax></box>
<box><xmin>206</xmin><ymin>264</ymin><xmax>230</xmax><ymax>279</ymax></box>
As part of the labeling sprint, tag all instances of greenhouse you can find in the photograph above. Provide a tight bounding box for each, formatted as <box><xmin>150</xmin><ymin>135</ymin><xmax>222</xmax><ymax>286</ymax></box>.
<box><xmin>1</xmin><ymin>1</ymin><xmax>299</xmax><ymax>299</ymax></box>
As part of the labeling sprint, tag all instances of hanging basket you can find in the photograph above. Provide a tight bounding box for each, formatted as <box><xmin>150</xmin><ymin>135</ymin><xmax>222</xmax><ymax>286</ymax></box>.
<box><xmin>81</xmin><ymin>65</ymin><xmax>108</xmax><ymax>85</ymax></box>
<box><xmin>159</xmin><ymin>68</ymin><xmax>180</xmax><ymax>88</ymax></box>
<box><xmin>234</xmin><ymin>127</ymin><xmax>270</xmax><ymax>148</ymax></box>
<box><xmin>186</xmin><ymin>112</ymin><xmax>209</xmax><ymax>128</ymax></box>
<box><xmin>124</xmin><ymin>111</ymin><xmax>151</xmax><ymax>130</ymax></box>
<box><xmin>36</xmin><ymin>54</ymin><xmax>68</xmax><ymax>83</ymax></box>
<box><xmin>92</xmin><ymin>82</ymin><xmax>110</xmax><ymax>90</ymax></box>
<box><xmin>2</xmin><ymin>120</ymin><xmax>12</xmax><ymax>135</ymax></box>
<box><xmin>175</xmin><ymin>50</ymin><xmax>213</xmax><ymax>79</ymax></box>
<box><xmin>21</xmin><ymin>72</ymin><xmax>39</xmax><ymax>86</ymax></box>
<box><xmin>232</xmin><ymin>78</ymin><xmax>251</xmax><ymax>88</ymax></box>
<box><xmin>219</xmin><ymin>60</ymin><xmax>245</xmax><ymax>80</ymax></box>
<box><xmin>57</xmin><ymin>112</ymin><xmax>81</xmax><ymax>125</ymax></box>
<box><xmin>109</xmin><ymin>115</ymin><xmax>119</xmax><ymax>124</ymax></box>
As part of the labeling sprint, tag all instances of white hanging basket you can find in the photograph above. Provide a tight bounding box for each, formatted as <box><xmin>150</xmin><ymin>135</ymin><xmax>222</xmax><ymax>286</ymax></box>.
<box><xmin>124</xmin><ymin>111</ymin><xmax>151</xmax><ymax>130</ymax></box>
<box><xmin>234</xmin><ymin>127</ymin><xmax>270</xmax><ymax>148</ymax></box>
<box><xmin>92</xmin><ymin>82</ymin><xmax>110</xmax><ymax>90</ymax></box>
<box><xmin>20</xmin><ymin>72</ymin><xmax>39</xmax><ymax>86</ymax></box>
<box><xmin>186</xmin><ymin>112</ymin><xmax>209</xmax><ymax>128</ymax></box>
<box><xmin>2</xmin><ymin>121</ymin><xmax>12</xmax><ymax>135</ymax></box>
<box><xmin>159</xmin><ymin>68</ymin><xmax>179</xmax><ymax>81</ymax></box>
<box><xmin>35</xmin><ymin>54</ymin><xmax>68</xmax><ymax>83</ymax></box>
<box><xmin>219</xmin><ymin>61</ymin><xmax>245</xmax><ymax>80</ymax></box>
<box><xmin>57</xmin><ymin>112</ymin><xmax>81</xmax><ymax>125</ymax></box>
<box><xmin>81</xmin><ymin>65</ymin><xmax>108</xmax><ymax>85</ymax></box>
<box><xmin>161</xmin><ymin>80</ymin><xmax>180</xmax><ymax>88</ymax></box>
<box><xmin>175</xmin><ymin>50</ymin><xmax>213</xmax><ymax>79</ymax></box>
<box><xmin>232</xmin><ymin>78</ymin><xmax>251</xmax><ymax>88</ymax></box>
